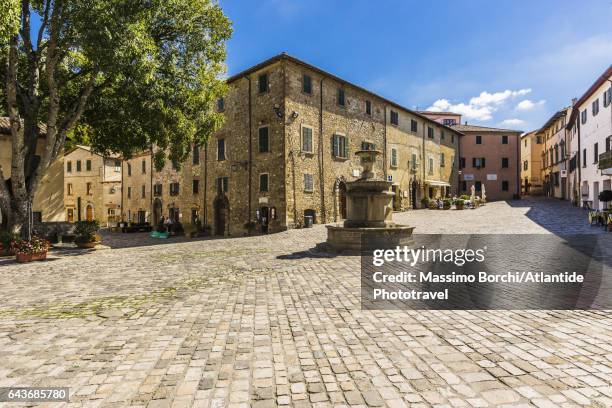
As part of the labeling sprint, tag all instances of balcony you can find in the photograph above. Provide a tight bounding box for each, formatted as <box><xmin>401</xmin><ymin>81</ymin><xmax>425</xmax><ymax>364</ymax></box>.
<box><xmin>599</xmin><ymin>150</ymin><xmax>612</xmax><ymax>175</ymax></box>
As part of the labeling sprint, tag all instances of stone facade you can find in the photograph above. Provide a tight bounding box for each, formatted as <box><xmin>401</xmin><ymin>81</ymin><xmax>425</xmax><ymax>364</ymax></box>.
<box><xmin>520</xmin><ymin>130</ymin><xmax>544</xmax><ymax>195</ymax></box>
<box><xmin>539</xmin><ymin>107</ymin><xmax>571</xmax><ymax>200</ymax></box>
<box><xmin>121</xmin><ymin>152</ymin><xmax>153</xmax><ymax>224</ymax></box>
<box><xmin>121</xmin><ymin>54</ymin><xmax>461</xmax><ymax>236</ymax></box>
<box><xmin>63</xmin><ymin>146</ymin><xmax>122</xmax><ymax>226</ymax></box>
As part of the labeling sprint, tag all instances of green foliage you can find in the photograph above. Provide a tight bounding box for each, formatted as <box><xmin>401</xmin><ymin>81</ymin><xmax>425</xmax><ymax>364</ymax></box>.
<box><xmin>599</xmin><ymin>190</ymin><xmax>612</xmax><ymax>203</ymax></box>
<box><xmin>0</xmin><ymin>0</ymin><xmax>19</xmax><ymax>47</ymax></box>
<box><xmin>459</xmin><ymin>194</ymin><xmax>470</xmax><ymax>200</ymax></box>
<box><xmin>0</xmin><ymin>230</ymin><xmax>19</xmax><ymax>248</ymax></box>
<box><xmin>74</xmin><ymin>220</ymin><xmax>100</xmax><ymax>240</ymax></box>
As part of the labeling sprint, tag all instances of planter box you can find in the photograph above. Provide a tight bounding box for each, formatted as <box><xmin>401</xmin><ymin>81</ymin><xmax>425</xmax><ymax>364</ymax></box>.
<box><xmin>76</xmin><ymin>241</ymin><xmax>101</xmax><ymax>249</ymax></box>
<box><xmin>15</xmin><ymin>251</ymin><xmax>47</xmax><ymax>263</ymax></box>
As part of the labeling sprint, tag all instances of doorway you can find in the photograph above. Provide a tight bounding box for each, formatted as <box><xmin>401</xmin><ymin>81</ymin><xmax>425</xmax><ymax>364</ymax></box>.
<box><xmin>86</xmin><ymin>205</ymin><xmax>94</xmax><ymax>221</ymax></box>
<box><xmin>153</xmin><ymin>199</ymin><xmax>162</xmax><ymax>226</ymax></box>
<box><xmin>338</xmin><ymin>181</ymin><xmax>347</xmax><ymax>219</ymax></box>
<box><xmin>593</xmin><ymin>182</ymin><xmax>600</xmax><ymax>210</ymax></box>
<box><xmin>214</xmin><ymin>196</ymin><xmax>229</xmax><ymax>236</ymax></box>
<box><xmin>67</xmin><ymin>208</ymin><xmax>74</xmax><ymax>223</ymax></box>
<box><xmin>260</xmin><ymin>206</ymin><xmax>269</xmax><ymax>234</ymax></box>
<box><xmin>137</xmin><ymin>210</ymin><xmax>146</xmax><ymax>224</ymax></box>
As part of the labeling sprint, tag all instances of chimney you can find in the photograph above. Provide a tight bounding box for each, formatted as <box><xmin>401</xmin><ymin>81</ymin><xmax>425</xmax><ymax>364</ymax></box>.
<box><xmin>571</xmin><ymin>97</ymin><xmax>577</xmax><ymax>106</ymax></box>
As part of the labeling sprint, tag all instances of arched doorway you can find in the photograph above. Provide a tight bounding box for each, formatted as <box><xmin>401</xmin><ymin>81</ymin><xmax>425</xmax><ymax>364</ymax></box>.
<box><xmin>153</xmin><ymin>199</ymin><xmax>162</xmax><ymax>226</ymax></box>
<box><xmin>214</xmin><ymin>195</ymin><xmax>229</xmax><ymax>236</ymax></box>
<box><xmin>86</xmin><ymin>205</ymin><xmax>94</xmax><ymax>221</ymax></box>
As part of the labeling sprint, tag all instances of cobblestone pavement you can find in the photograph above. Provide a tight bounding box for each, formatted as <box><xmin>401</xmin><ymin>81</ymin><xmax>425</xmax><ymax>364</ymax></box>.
<box><xmin>0</xmin><ymin>198</ymin><xmax>610</xmax><ymax>408</ymax></box>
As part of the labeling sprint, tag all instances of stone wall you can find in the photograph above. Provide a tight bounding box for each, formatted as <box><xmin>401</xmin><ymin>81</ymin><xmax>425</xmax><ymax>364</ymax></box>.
<box><xmin>122</xmin><ymin>152</ymin><xmax>153</xmax><ymax>224</ymax></box>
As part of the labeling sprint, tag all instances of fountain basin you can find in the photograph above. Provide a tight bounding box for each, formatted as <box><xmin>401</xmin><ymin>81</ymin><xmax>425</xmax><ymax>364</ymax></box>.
<box><xmin>326</xmin><ymin>224</ymin><xmax>415</xmax><ymax>252</ymax></box>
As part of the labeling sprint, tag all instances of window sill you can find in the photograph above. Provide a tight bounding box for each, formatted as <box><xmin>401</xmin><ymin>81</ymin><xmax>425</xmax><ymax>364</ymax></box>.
<box><xmin>303</xmin><ymin>190</ymin><xmax>314</xmax><ymax>194</ymax></box>
<box><xmin>301</xmin><ymin>151</ymin><xmax>315</xmax><ymax>156</ymax></box>
<box><xmin>332</xmin><ymin>156</ymin><xmax>349</xmax><ymax>161</ymax></box>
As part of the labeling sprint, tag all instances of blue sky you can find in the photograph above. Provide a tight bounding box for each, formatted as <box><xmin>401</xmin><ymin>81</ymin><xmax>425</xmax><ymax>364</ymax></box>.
<box><xmin>220</xmin><ymin>0</ymin><xmax>612</xmax><ymax>132</ymax></box>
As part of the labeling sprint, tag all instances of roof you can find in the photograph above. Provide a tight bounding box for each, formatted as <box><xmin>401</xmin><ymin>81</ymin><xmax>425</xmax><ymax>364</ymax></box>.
<box><xmin>65</xmin><ymin>144</ymin><xmax>122</xmax><ymax>159</ymax></box>
<box><xmin>451</xmin><ymin>123</ymin><xmax>523</xmax><ymax>133</ymax></box>
<box><xmin>567</xmin><ymin>64</ymin><xmax>612</xmax><ymax>128</ymax></box>
<box><xmin>0</xmin><ymin>116</ymin><xmax>47</xmax><ymax>136</ymax></box>
<box><xmin>538</xmin><ymin>107</ymin><xmax>570</xmax><ymax>133</ymax></box>
<box><xmin>227</xmin><ymin>53</ymin><xmax>463</xmax><ymax>136</ymax></box>
<box><xmin>417</xmin><ymin>110</ymin><xmax>462</xmax><ymax>116</ymax></box>
<box><xmin>520</xmin><ymin>130</ymin><xmax>539</xmax><ymax>139</ymax></box>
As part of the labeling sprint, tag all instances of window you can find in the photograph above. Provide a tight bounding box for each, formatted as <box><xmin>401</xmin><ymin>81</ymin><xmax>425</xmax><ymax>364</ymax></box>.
<box><xmin>127</xmin><ymin>186</ymin><xmax>131</xmax><ymax>198</ymax></box>
<box><xmin>476</xmin><ymin>135</ymin><xmax>482</xmax><ymax>144</ymax></box>
<box><xmin>258</xmin><ymin>73</ymin><xmax>268</xmax><ymax>93</ymax></box>
<box><xmin>259</xmin><ymin>173</ymin><xmax>269</xmax><ymax>192</ymax></box>
<box><xmin>141</xmin><ymin>185</ymin><xmax>146</xmax><ymax>198</ymax></box>
<box><xmin>459</xmin><ymin>157</ymin><xmax>466</xmax><ymax>169</ymax></box>
<box><xmin>361</xmin><ymin>141</ymin><xmax>376</xmax><ymax>151</ymax></box>
<box><xmin>390</xmin><ymin>148</ymin><xmax>398</xmax><ymax>167</ymax></box>
<box><xmin>502</xmin><ymin>157</ymin><xmax>509</xmax><ymax>168</ymax></box>
<box><xmin>114</xmin><ymin>160</ymin><xmax>121</xmax><ymax>172</ymax></box>
<box><xmin>594</xmin><ymin>143</ymin><xmax>598</xmax><ymax>163</ymax></box>
<box><xmin>301</xmin><ymin>126</ymin><xmax>313</xmax><ymax>153</ymax></box>
<box><xmin>581</xmin><ymin>109</ymin><xmax>587</xmax><ymax>124</ymax></box>
<box><xmin>332</xmin><ymin>134</ymin><xmax>348</xmax><ymax>158</ymax></box>
<box><xmin>142</xmin><ymin>159</ymin><xmax>146</xmax><ymax>174</ymax></box>
<box><xmin>410</xmin><ymin>119</ymin><xmax>417</xmax><ymax>133</ymax></box>
<box><xmin>473</xmin><ymin>157</ymin><xmax>486</xmax><ymax>168</ymax></box>
<box><xmin>411</xmin><ymin>153</ymin><xmax>417</xmax><ymax>171</ymax></box>
<box><xmin>428</xmin><ymin>157</ymin><xmax>434</xmax><ymax>175</ymax></box>
<box><xmin>170</xmin><ymin>182</ymin><xmax>180</xmax><ymax>196</ymax></box>
<box><xmin>390</xmin><ymin>110</ymin><xmax>399</xmax><ymax>125</ymax></box>
<box><xmin>216</xmin><ymin>177</ymin><xmax>229</xmax><ymax>193</ymax></box>
<box><xmin>302</xmin><ymin>74</ymin><xmax>312</xmax><ymax>94</ymax></box>
<box><xmin>217</xmin><ymin>138</ymin><xmax>226</xmax><ymax>161</ymax></box>
<box><xmin>451</xmin><ymin>134</ymin><xmax>455</xmax><ymax>143</ymax></box>
<box><xmin>32</xmin><ymin>211</ymin><xmax>42</xmax><ymax>223</ymax></box>
<box><xmin>192</xmin><ymin>179</ymin><xmax>199</xmax><ymax>194</ymax></box>
<box><xmin>154</xmin><ymin>184</ymin><xmax>162</xmax><ymax>196</ymax></box>
<box><xmin>193</xmin><ymin>145</ymin><xmax>200</xmax><ymax>165</ymax></box>
<box><xmin>523</xmin><ymin>160</ymin><xmax>528</xmax><ymax>171</ymax></box>
<box><xmin>67</xmin><ymin>183</ymin><xmax>73</xmax><ymax>195</ymax></box>
<box><xmin>502</xmin><ymin>181</ymin><xmax>509</xmax><ymax>191</ymax></box>
<box><xmin>583</xmin><ymin>148</ymin><xmax>587</xmax><ymax>167</ymax></box>
<box><xmin>365</xmin><ymin>100</ymin><xmax>371</xmax><ymax>115</ymax></box>
<box><xmin>67</xmin><ymin>161</ymin><xmax>72</xmax><ymax>173</ymax></box>
<box><xmin>86</xmin><ymin>160</ymin><xmax>92</xmax><ymax>171</ymax></box>
<box><xmin>337</xmin><ymin>88</ymin><xmax>345</xmax><ymax>106</ymax></box>
<box><xmin>536</xmin><ymin>136</ymin><xmax>543</xmax><ymax>144</ymax></box>
<box><xmin>475</xmin><ymin>181</ymin><xmax>482</xmax><ymax>191</ymax></box>
<box><xmin>86</xmin><ymin>182</ymin><xmax>92</xmax><ymax>195</ymax></box>
<box><xmin>427</xmin><ymin>127</ymin><xmax>434</xmax><ymax>139</ymax></box>
<box><xmin>127</xmin><ymin>163</ymin><xmax>132</xmax><ymax>176</ymax></box>
<box><xmin>592</xmin><ymin>98</ymin><xmax>599</xmax><ymax>116</ymax></box>
<box><xmin>304</xmin><ymin>174</ymin><xmax>314</xmax><ymax>192</ymax></box>
<box><xmin>258</xmin><ymin>126</ymin><xmax>269</xmax><ymax>153</ymax></box>
<box><xmin>440</xmin><ymin>131</ymin><xmax>445</xmax><ymax>141</ymax></box>
<box><xmin>440</xmin><ymin>153</ymin><xmax>445</xmax><ymax>167</ymax></box>
<box><xmin>76</xmin><ymin>160</ymin><xmax>82</xmax><ymax>172</ymax></box>
<box><xmin>217</xmin><ymin>97</ymin><xmax>225</xmax><ymax>112</ymax></box>
<box><xmin>443</xmin><ymin>118</ymin><xmax>456</xmax><ymax>126</ymax></box>
<box><xmin>502</xmin><ymin>135</ymin><xmax>508</xmax><ymax>144</ymax></box>
<box><xmin>604</xmin><ymin>88</ymin><xmax>612</xmax><ymax>107</ymax></box>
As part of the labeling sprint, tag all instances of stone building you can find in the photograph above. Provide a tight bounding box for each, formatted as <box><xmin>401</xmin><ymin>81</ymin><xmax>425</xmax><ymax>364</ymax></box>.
<box><xmin>418</xmin><ymin>111</ymin><xmax>462</xmax><ymax>126</ymax></box>
<box><xmin>121</xmin><ymin>54</ymin><xmax>461</xmax><ymax>236</ymax></box>
<box><xmin>0</xmin><ymin>117</ymin><xmax>65</xmax><ymax>226</ymax></box>
<box><xmin>121</xmin><ymin>151</ymin><xmax>153</xmax><ymax>225</ymax></box>
<box><xmin>520</xmin><ymin>130</ymin><xmax>544</xmax><ymax>195</ymax></box>
<box><xmin>452</xmin><ymin>124</ymin><xmax>522</xmax><ymax>201</ymax></box>
<box><xmin>539</xmin><ymin>107</ymin><xmax>571</xmax><ymax>199</ymax></box>
<box><xmin>63</xmin><ymin>145</ymin><xmax>122</xmax><ymax>225</ymax></box>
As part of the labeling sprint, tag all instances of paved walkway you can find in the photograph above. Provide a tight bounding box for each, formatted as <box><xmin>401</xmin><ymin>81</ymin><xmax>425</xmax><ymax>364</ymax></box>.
<box><xmin>0</xmin><ymin>198</ymin><xmax>610</xmax><ymax>407</ymax></box>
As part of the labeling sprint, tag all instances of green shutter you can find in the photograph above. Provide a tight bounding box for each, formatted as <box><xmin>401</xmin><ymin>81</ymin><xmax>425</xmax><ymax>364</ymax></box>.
<box><xmin>332</xmin><ymin>135</ymin><xmax>338</xmax><ymax>157</ymax></box>
<box><xmin>343</xmin><ymin>137</ymin><xmax>348</xmax><ymax>158</ymax></box>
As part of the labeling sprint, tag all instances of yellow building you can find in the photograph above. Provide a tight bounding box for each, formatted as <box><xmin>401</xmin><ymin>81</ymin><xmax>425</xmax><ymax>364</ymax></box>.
<box><xmin>520</xmin><ymin>130</ymin><xmax>544</xmax><ymax>195</ymax></box>
<box><xmin>0</xmin><ymin>117</ymin><xmax>65</xmax><ymax>226</ymax></box>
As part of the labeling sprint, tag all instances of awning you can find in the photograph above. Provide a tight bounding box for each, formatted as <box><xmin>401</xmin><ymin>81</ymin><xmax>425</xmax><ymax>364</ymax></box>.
<box><xmin>425</xmin><ymin>180</ymin><xmax>451</xmax><ymax>187</ymax></box>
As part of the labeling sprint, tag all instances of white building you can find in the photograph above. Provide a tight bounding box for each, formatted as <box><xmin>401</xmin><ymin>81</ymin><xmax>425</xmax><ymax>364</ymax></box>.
<box><xmin>567</xmin><ymin>65</ymin><xmax>612</xmax><ymax>210</ymax></box>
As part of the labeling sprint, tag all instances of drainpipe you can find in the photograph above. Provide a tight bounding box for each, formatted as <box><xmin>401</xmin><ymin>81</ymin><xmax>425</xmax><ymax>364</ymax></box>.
<box><xmin>422</xmin><ymin>121</ymin><xmax>426</xmax><ymax>198</ymax></box>
<box><xmin>247</xmin><ymin>77</ymin><xmax>253</xmax><ymax>230</ymax></box>
<box><xmin>383</xmin><ymin>106</ymin><xmax>387</xmax><ymax>180</ymax></box>
<box><xmin>319</xmin><ymin>77</ymin><xmax>326</xmax><ymax>223</ymax></box>
<box><xmin>120</xmin><ymin>157</ymin><xmax>124</xmax><ymax>222</ymax></box>
<box><xmin>457</xmin><ymin>132</ymin><xmax>462</xmax><ymax>195</ymax></box>
<box><xmin>577</xmin><ymin>112</ymin><xmax>581</xmax><ymax>202</ymax></box>
<box><xmin>203</xmin><ymin>142</ymin><xmax>208</xmax><ymax>227</ymax></box>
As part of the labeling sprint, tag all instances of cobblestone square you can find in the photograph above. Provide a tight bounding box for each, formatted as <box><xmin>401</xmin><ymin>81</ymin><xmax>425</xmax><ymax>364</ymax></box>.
<box><xmin>0</xmin><ymin>198</ymin><xmax>610</xmax><ymax>407</ymax></box>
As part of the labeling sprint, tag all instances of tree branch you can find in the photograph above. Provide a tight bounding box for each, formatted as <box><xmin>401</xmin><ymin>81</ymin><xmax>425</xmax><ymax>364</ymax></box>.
<box><xmin>36</xmin><ymin>0</ymin><xmax>51</xmax><ymax>50</ymax></box>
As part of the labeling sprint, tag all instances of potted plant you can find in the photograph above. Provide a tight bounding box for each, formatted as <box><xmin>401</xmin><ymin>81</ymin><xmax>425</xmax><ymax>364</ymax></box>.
<box><xmin>428</xmin><ymin>200</ymin><xmax>438</xmax><ymax>210</ymax></box>
<box><xmin>0</xmin><ymin>231</ymin><xmax>19</xmax><ymax>256</ymax></box>
<box><xmin>74</xmin><ymin>220</ymin><xmax>102</xmax><ymax>248</ymax></box>
<box><xmin>11</xmin><ymin>236</ymin><xmax>50</xmax><ymax>263</ymax></box>
<box><xmin>454</xmin><ymin>199</ymin><xmax>464</xmax><ymax>210</ymax></box>
<box><xmin>420</xmin><ymin>197</ymin><xmax>430</xmax><ymax>209</ymax></box>
<box><xmin>599</xmin><ymin>190</ymin><xmax>612</xmax><ymax>209</ymax></box>
<box><xmin>442</xmin><ymin>199</ymin><xmax>452</xmax><ymax>210</ymax></box>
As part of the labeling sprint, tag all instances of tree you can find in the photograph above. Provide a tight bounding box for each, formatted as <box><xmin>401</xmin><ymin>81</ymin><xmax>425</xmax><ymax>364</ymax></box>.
<box><xmin>1</xmin><ymin>0</ymin><xmax>231</xmax><ymax>237</ymax></box>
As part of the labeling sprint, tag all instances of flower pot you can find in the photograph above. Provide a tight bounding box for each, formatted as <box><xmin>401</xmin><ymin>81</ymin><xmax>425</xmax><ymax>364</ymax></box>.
<box><xmin>16</xmin><ymin>253</ymin><xmax>33</xmax><ymax>263</ymax></box>
<box><xmin>30</xmin><ymin>251</ymin><xmax>47</xmax><ymax>261</ymax></box>
<box><xmin>76</xmin><ymin>241</ymin><xmax>100</xmax><ymax>249</ymax></box>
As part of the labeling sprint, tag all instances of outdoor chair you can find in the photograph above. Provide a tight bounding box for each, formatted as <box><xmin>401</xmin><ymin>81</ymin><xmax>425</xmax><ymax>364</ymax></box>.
<box><xmin>588</xmin><ymin>210</ymin><xmax>599</xmax><ymax>226</ymax></box>
<box><xmin>607</xmin><ymin>213</ymin><xmax>612</xmax><ymax>231</ymax></box>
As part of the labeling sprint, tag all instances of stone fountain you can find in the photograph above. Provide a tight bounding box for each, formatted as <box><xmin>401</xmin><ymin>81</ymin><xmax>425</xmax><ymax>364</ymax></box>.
<box><xmin>325</xmin><ymin>150</ymin><xmax>415</xmax><ymax>252</ymax></box>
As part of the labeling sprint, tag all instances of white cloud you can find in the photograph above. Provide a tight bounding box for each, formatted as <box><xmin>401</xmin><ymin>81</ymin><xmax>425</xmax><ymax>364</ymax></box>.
<box><xmin>500</xmin><ymin>118</ymin><xmax>525</xmax><ymax>126</ymax></box>
<box><xmin>516</xmin><ymin>99</ymin><xmax>546</xmax><ymax>110</ymax></box>
<box><xmin>427</xmin><ymin>88</ymin><xmax>532</xmax><ymax>121</ymax></box>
